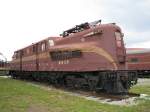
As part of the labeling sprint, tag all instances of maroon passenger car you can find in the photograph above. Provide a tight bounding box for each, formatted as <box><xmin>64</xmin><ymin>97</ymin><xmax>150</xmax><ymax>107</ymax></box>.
<box><xmin>9</xmin><ymin>20</ymin><xmax>137</xmax><ymax>93</ymax></box>
<box><xmin>127</xmin><ymin>48</ymin><xmax>150</xmax><ymax>77</ymax></box>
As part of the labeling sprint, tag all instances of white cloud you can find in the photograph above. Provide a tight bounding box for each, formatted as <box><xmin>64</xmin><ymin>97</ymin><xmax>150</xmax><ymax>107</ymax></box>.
<box><xmin>0</xmin><ymin>0</ymin><xmax>102</xmax><ymax>60</ymax></box>
<box><xmin>0</xmin><ymin>0</ymin><xmax>149</xmax><ymax>60</ymax></box>
<box><xmin>124</xmin><ymin>31</ymin><xmax>150</xmax><ymax>45</ymax></box>
<box><xmin>128</xmin><ymin>41</ymin><xmax>150</xmax><ymax>48</ymax></box>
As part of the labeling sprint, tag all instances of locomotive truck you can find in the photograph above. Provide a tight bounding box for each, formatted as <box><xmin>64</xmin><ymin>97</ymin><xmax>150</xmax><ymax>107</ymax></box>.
<box><xmin>9</xmin><ymin>20</ymin><xmax>137</xmax><ymax>94</ymax></box>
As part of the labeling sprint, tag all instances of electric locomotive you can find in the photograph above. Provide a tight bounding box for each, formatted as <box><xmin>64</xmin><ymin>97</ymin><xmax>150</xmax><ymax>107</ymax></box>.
<box><xmin>9</xmin><ymin>20</ymin><xmax>137</xmax><ymax>94</ymax></box>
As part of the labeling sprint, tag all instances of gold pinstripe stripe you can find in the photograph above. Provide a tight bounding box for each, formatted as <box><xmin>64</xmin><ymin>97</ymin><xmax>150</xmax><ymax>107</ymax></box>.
<box><xmin>11</xmin><ymin>52</ymin><xmax>48</xmax><ymax>63</ymax></box>
<box><xmin>83</xmin><ymin>47</ymin><xmax>118</xmax><ymax>70</ymax></box>
<box><xmin>53</xmin><ymin>46</ymin><xmax>118</xmax><ymax>70</ymax></box>
<box><xmin>11</xmin><ymin>46</ymin><xmax>118</xmax><ymax>70</ymax></box>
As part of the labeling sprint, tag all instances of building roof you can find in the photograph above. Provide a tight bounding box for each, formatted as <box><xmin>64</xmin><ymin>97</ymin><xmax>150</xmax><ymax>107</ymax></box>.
<box><xmin>126</xmin><ymin>48</ymin><xmax>150</xmax><ymax>54</ymax></box>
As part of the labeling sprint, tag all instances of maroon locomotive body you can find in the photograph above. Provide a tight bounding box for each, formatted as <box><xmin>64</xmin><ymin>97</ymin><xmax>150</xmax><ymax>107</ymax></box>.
<box><xmin>127</xmin><ymin>48</ymin><xmax>150</xmax><ymax>77</ymax></box>
<box><xmin>9</xmin><ymin>20</ymin><xmax>137</xmax><ymax>93</ymax></box>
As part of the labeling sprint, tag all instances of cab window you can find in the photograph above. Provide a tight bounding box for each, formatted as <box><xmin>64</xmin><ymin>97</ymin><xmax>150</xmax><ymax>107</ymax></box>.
<box><xmin>115</xmin><ymin>32</ymin><xmax>122</xmax><ymax>47</ymax></box>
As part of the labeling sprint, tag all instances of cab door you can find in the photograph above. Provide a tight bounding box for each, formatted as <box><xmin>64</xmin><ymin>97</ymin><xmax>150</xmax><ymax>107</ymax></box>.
<box><xmin>115</xmin><ymin>31</ymin><xmax>126</xmax><ymax>63</ymax></box>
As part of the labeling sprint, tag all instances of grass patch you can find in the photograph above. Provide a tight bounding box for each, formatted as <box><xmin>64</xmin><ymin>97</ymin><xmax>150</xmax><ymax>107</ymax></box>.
<box><xmin>0</xmin><ymin>77</ymin><xmax>150</xmax><ymax>112</ymax></box>
<box><xmin>130</xmin><ymin>85</ymin><xmax>150</xmax><ymax>95</ymax></box>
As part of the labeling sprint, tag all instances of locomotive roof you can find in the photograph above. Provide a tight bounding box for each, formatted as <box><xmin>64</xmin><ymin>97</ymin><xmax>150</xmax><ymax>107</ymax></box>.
<box><xmin>126</xmin><ymin>48</ymin><xmax>150</xmax><ymax>54</ymax></box>
<box><xmin>14</xmin><ymin>36</ymin><xmax>61</xmax><ymax>52</ymax></box>
<box><xmin>59</xmin><ymin>23</ymin><xmax>121</xmax><ymax>38</ymax></box>
<box><xmin>14</xmin><ymin>23</ymin><xmax>121</xmax><ymax>53</ymax></box>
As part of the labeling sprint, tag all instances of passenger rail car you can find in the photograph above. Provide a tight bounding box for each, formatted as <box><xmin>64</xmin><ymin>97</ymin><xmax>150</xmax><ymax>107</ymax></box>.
<box><xmin>9</xmin><ymin>20</ymin><xmax>137</xmax><ymax>94</ymax></box>
<box><xmin>127</xmin><ymin>48</ymin><xmax>150</xmax><ymax>78</ymax></box>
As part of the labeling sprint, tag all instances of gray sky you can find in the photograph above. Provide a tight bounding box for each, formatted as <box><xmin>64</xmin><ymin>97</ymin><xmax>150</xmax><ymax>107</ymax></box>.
<box><xmin>0</xmin><ymin>0</ymin><xmax>150</xmax><ymax>60</ymax></box>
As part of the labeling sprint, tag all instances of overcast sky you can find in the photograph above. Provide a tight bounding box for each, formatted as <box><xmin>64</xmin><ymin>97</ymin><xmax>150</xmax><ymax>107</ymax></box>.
<box><xmin>0</xmin><ymin>0</ymin><xmax>150</xmax><ymax>61</ymax></box>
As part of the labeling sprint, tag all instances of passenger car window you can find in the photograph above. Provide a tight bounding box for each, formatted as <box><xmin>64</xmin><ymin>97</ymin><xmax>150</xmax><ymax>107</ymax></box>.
<box><xmin>130</xmin><ymin>58</ymin><xmax>138</xmax><ymax>62</ymax></box>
